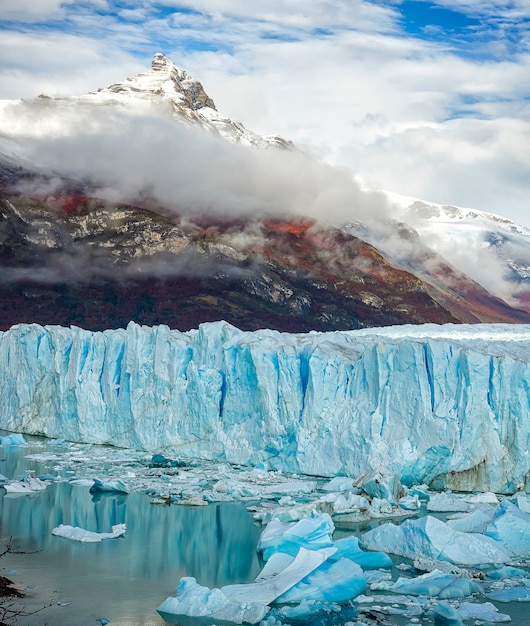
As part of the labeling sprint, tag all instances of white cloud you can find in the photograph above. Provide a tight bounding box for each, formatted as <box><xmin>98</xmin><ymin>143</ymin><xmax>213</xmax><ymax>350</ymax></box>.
<box><xmin>427</xmin><ymin>0</ymin><xmax>530</xmax><ymax>16</ymax></box>
<box><xmin>0</xmin><ymin>0</ymin><xmax>529</xmax><ymax>227</ymax></box>
<box><xmin>0</xmin><ymin>0</ymin><xmax>73</xmax><ymax>21</ymax></box>
<box><xmin>157</xmin><ymin>0</ymin><xmax>399</xmax><ymax>33</ymax></box>
<box><xmin>0</xmin><ymin>98</ymin><xmax>390</xmax><ymax>229</ymax></box>
<box><xmin>0</xmin><ymin>30</ymin><xmax>144</xmax><ymax>99</ymax></box>
<box><xmin>0</xmin><ymin>0</ymin><xmax>110</xmax><ymax>22</ymax></box>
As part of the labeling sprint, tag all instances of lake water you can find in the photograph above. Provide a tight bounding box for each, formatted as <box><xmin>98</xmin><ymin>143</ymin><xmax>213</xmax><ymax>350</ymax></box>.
<box><xmin>0</xmin><ymin>441</ymin><xmax>262</xmax><ymax>625</ymax></box>
<box><xmin>1</xmin><ymin>437</ymin><xmax>530</xmax><ymax>626</ymax></box>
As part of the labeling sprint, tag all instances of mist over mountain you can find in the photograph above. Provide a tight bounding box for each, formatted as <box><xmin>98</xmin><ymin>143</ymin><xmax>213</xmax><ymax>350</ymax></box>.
<box><xmin>0</xmin><ymin>53</ymin><xmax>528</xmax><ymax>331</ymax></box>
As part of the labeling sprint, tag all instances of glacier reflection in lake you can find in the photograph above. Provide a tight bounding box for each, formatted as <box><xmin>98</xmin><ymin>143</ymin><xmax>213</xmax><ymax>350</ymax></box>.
<box><xmin>0</xmin><ymin>440</ymin><xmax>262</xmax><ymax>625</ymax></box>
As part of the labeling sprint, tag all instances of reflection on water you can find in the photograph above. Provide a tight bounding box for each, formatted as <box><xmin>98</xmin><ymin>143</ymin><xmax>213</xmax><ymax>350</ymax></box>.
<box><xmin>2</xmin><ymin>440</ymin><xmax>530</xmax><ymax>626</ymax></box>
<box><xmin>0</xmin><ymin>442</ymin><xmax>262</xmax><ymax>625</ymax></box>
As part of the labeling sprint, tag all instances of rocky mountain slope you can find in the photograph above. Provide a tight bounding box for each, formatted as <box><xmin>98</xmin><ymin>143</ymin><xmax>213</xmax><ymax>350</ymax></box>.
<box><xmin>377</xmin><ymin>192</ymin><xmax>530</xmax><ymax>315</ymax></box>
<box><xmin>1</xmin><ymin>188</ymin><xmax>528</xmax><ymax>332</ymax></box>
<box><xmin>0</xmin><ymin>54</ymin><xmax>528</xmax><ymax>331</ymax></box>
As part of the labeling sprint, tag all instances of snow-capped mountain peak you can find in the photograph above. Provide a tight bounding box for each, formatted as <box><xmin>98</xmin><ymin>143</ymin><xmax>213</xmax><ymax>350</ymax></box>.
<box><xmin>95</xmin><ymin>52</ymin><xmax>217</xmax><ymax>113</ymax></box>
<box><xmin>81</xmin><ymin>52</ymin><xmax>292</xmax><ymax>149</ymax></box>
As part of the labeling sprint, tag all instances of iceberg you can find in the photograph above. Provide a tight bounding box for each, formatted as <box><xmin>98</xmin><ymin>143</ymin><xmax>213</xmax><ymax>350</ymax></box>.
<box><xmin>221</xmin><ymin>546</ymin><xmax>336</xmax><ymax>605</ymax></box>
<box><xmin>3</xmin><ymin>470</ymin><xmax>48</xmax><ymax>494</ymax></box>
<box><xmin>485</xmin><ymin>500</ymin><xmax>530</xmax><ymax>557</ymax></box>
<box><xmin>0</xmin><ymin>433</ymin><xmax>26</xmax><ymax>446</ymax></box>
<box><xmin>371</xmin><ymin>569</ymin><xmax>482</xmax><ymax>598</ymax></box>
<box><xmin>328</xmin><ymin>535</ymin><xmax>392</xmax><ymax>568</ymax></box>
<box><xmin>360</xmin><ymin>515</ymin><xmax>510</xmax><ymax>565</ymax></box>
<box><xmin>51</xmin><ymin>523</ymin><xmax>127</xmax><ymax>542</ymax></box>
<box><xmin>157</xmin><ymin>577</ymin><xmax>269</xmax><ymax>625</ymax></box>
<box><xmin>158</xmin><ymin>512</ymin><xmax>369</xmax><ymax>624</ymax></box>
<box><xmin>89</xmin><ymin>478</ymin><xmax>129</xmax><ymax>494</ymax></box>
<box><xmin>433</xmin><ymin>601</ymin><xmax>511</xmax><ymax>624</ymax></box>
<box><xmin>457</xmin><ymin>601</ymin><xmax>512</xmax><ymax>622</ymax></box>
<box><xmin>446</xmin><ymin>507</ymin><xmax>495</xmax><ymax>533</ymax></box>
<box><xmin>2</xmin><ymin>321</ymin><xmax>530</xmax><ymax>492</ymax></box>
<box><xmin>274</xmin><ymin>557</ymin><xmax>366</xmax><ymax>604</ymax></box>
<box><xmin>353</xmin><ymin>468</ymin><xmax>404</xmax><ymax>504</ymax></box>
<box><xmin>486</xmin><ymin>588</ymin><xmax>530</xmax><ymax>602</ymax></box>
<box><xmin>257</xmin><ymin>511</ymin><xmax>335</xmax><ymax>560</ymax></box>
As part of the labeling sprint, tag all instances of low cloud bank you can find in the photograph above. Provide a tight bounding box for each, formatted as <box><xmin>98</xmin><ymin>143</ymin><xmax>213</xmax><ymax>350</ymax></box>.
<box><xmin>0</xmin><ymin>97</ymin><xmax>522</xmax><ymax>308</ymax></box>
<box><xmin>0</xmin><ymin>99</ymin><xmax>390</xmax><ymax>227</ymax></box>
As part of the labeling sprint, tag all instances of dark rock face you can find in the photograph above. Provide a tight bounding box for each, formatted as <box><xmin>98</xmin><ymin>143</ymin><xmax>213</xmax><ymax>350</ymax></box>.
<box><xmin>0</xmin><ymin>193</ymin><xmax>447</xmax><ymax>331</ymax></box>
<box><xmin>1</xmin><ymin>188</ymin><xmax>528</xmax><ymax>333</ymax></box>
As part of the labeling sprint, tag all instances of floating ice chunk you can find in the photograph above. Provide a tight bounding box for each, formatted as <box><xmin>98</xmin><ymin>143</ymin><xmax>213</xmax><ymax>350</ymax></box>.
<box><xmin>52</xmin><ymin>523</ymin><xmax>127</xmax><ymax>542</ymax></box>
<box><xmin>437</xmin><ymin>577</ymin><xmax>482</xmax><ymax>599</ymax></box>
<box><xmin>275</xmin><ymin>557</ymin><xmax>366</xmax><ymax>604</ymax></box>
<box><xmin>4</xmin><ymin>472</ymin><xmax>48</xmax><ymax>494</ymax></box>
<box><xmin>329</xmin><ymin>536</ymin><xmax>392</xmax><ymax>569</ymax></box>
<box><xmin>221</xmin><ymin>547</ymin><xmax>335</xmax><ymax>605</ymax></box>
<box><xmin>278</xmin><ymin>600</ymin><xmax>347</xmax><ymax>620</ymax></box>
<box><xmin>399</xmin><ymin>494</ymin><xmax>421</xmax><ymax>510</ymax></box>
<box><xmin>257</xmin><ymin>512</ymin><xmax>334</xmax><ymax>560</ymax></box>
<box><xmin>353</xmin><ymin>468</ymin><xmax>404</xmax><ymax>504</ymax></box>
<box><xmin>0</xmin><ymin>433</ymin><xmax>26</xmax><ymax>446</ymax></box>
<box><xmin>157</xmin><ymin>577</ymin><xmax>269</xmax><ymax>625</ymax></box>
<box><xmin>360</xmin><ymin>515</ymin><xmax>509</xmax><ymax>565</ymax></box>
<box><xmin>3</xmin><ymin>481</ymin><xmax>38</xmax><ymax>495</ymax></box>
<box><xmin>89</xmin><ymin>478</ymin><xmax>129</xmax><ymax>494</ymax></box>
<box><xmin>371</xmin><ymin>569</ymin><xmax>481</xmax><ymax>598</ymax></box>
<box><xmin>463</xmin><ymin>491</ymin><xmax>499</xmax><ymax>505</ymax></box>
<box><xmin>457</xmin><ymin>601</ymin><xmax>512</xmax><ymax>621</ymax></box>
<box><xmin>215</xmin><ymin>477</ymin><xmax>316</xmax><ymax>500</ymax></box>
<box><xmin>252</xmin><ymin>500</ymin><xmax>331</xmax><ymax>524</ymax></box>
<box><xmin>427</xmin><ymin>492</ymin><xmax>472</xmax><ymax>512</ymax></box>
<box><xmin>485</xmin><ymin>500</ymin><xmax>530</xmax><ymax>557</ymax></box>
<box><xmin>487</xmin><ymin>587</ymin><xmax>530</xmax><ymax>602</ymax></box>
<box><xmin>432</xmin><ymin>602</ymin><xmax>463</xmax><ymax>625</ymax></box>
<box><xmin>214</xmin><ymin>479</ymin><xmax>261</xmax><ymax>498</ymax></box>
<box><xmin>370</xmin><ymin>498</ymin><xmax>394</xmax><ymax>515</ymax></box>
<box><xmin>255</xmin><ymin>552</ymin><xmax>295</xmax><ymax>582</ymax></box>
<box><xmin>487</xmin><ymin>565</ymin><xmax>529</xmax><ymax>580</ymax></box>
<box><xmin>70</xmin><ymin>478</ymin><xmax>96</xmax><ymax>487</ymax></box>
<box><xmin>364</xmin><ymin>570</ymin><xmax>392</xmax><ymax>584</ymax></box>
<box><xmin>356</xmin><ymin>593</ymin><xmax>427</xmax><ymax>608</ymax></box>
<box><xmin>447</xmin><ymin>507</ymin><xmax>495</xmax><ymax>533</ymax></box>
<box><xmin>412</xmin><ymin>558</ymin><xmax>476</xmax><ymax>579</ymax></box>
<box><xmin>320</xmin><ymin>492</ymin><xmax>369</xmax><ymax>514</ymax></box>
<box><xmin>513</xmin><ymin>492</ymin><xmax>530</xmax><ymax>513</ymax></box>
<box><xmin>176</xmin><ymin>494</ymin><xmax>207</xmax><ymax>506</ymax></box>
<box><xmin>408</xmin><ymin>486</ymin><xmax>430</xmax><ymax>502</ymax></box>
<box><xmin>322</xmin><ymin>476</ymin><xmax>356</xmax><ymax>492</ymax></box>
<box><xmin>149</xmin><ymin>453</ymin><xmax>186</xmax><ymax>468</ymax></box>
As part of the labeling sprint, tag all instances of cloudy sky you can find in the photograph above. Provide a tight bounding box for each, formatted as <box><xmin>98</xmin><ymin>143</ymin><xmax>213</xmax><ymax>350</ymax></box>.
<box><xmin>0</xmin><ymin>1</ymin><xmax>529</xmax><ymax>225</ymax></box>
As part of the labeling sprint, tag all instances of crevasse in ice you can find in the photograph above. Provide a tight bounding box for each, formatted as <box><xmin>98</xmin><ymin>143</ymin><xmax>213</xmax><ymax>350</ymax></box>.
<box><xmin>1</xmin><ymin>321</ymin><xmax>530</xmax><ymax>493</ymax></box>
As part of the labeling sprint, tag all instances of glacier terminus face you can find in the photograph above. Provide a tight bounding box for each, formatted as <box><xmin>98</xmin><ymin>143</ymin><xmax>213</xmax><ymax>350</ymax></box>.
<box><xmin>1</xmin><ymin>321</ymin><xmax>529</xmax><ymax>494</ymax></box>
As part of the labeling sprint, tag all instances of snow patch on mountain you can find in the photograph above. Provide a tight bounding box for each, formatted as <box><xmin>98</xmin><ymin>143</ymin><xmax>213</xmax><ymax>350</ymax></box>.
<box><xmin>346</xmin><ymin>190</ymin><xmax>530</xmax><ymax>313</ymax></box>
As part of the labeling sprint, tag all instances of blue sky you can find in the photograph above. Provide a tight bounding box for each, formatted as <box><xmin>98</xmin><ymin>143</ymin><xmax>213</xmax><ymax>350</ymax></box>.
<box><xmin>0</xmin><ymin>0</ymin><xmax>529</xmax><ymax>224</ymax></box>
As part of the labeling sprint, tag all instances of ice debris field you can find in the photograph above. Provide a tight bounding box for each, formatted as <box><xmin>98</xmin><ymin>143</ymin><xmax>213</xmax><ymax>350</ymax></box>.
<box><xmin>3</xmin><ymin>433</ymin><xmax>530</xmax><ymax>625</ymax></box>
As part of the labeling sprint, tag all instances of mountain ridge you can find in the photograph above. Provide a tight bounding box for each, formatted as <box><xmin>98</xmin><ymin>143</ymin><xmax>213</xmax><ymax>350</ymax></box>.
<box><xmin>0</xmin><ymin>54</ymin><xmax>529</xmax><ymax>331</ymax></box>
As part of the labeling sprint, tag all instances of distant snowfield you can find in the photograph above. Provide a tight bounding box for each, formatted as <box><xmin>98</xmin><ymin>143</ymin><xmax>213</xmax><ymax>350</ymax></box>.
<box><xmin>1</xmin><ymin>321</ymin><xmax>530</xmax><ymax>494</ymax></box>
<box><xmin>378</xmin><ymin>191</ymin><xmax>530</xmax><ymax>310</ymax></box>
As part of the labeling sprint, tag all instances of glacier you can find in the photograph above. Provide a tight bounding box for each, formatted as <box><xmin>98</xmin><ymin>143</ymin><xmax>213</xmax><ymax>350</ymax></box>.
<box><xmin>1</xmin><ymin>321</ymin><xmax>530</xmax><ymax>493</ymax></box>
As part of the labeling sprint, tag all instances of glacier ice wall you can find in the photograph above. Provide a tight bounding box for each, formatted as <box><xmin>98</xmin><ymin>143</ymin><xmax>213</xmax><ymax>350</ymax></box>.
<box><xmin>1</xmin><ymin>321</ymin><xmax>529</xmax><ymax>493</ymax></box>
